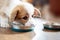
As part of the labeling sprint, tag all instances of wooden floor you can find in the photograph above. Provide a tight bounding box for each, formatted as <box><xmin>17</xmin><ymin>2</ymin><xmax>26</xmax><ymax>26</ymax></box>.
<box><xmin>0</xmin><ymin>27</ymin><xmax>35</xmax><ymax>40</ymax></box>
<box><xmin>0</xmin><ymin>31</ymin><xmax>34</xmax><ymax>40</ymax></box>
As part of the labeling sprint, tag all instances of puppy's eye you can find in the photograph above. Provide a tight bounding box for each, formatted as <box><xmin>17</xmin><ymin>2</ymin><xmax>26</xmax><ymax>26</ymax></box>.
<box><xmin>22</xmin><ymin>16</ymin><xmax>28</xmax><ymax>20</ymax></box>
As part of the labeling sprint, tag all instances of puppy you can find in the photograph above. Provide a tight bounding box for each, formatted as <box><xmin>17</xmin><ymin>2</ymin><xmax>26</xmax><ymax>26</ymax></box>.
<box><xmin>0</xmin><ymin>0</ymin><xmax>41</xmax><ymax>29</ymax></box>
<box><xmin>9</xmin><ymin>1</ymin><xmax>41</xmax><ymax>29</ymax></box>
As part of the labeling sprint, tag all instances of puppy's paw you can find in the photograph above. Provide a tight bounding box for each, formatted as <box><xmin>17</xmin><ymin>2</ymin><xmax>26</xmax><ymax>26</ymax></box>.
<box><xmin>0</xmin><ymin>18</ymin><xmax>11</xmax><ymax>28</ymax></box>
<box><xmin>0</xmin><ymin>12</ymin><xmax>11</xmax><ymax>28</ymax></box>
<box><xmin>0</xmin><ymin>23</ymin><xmax>10</xmax><ymax>28</ymax></box>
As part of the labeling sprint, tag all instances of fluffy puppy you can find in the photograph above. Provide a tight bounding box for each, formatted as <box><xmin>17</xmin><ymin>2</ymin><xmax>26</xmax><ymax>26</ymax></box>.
<box><xmin>0</xmin><ymin>0</ymin><xmax>41</xmax><ymax>29</ymax></box>
<box><xmin>8</xmin><ymin>1</ymin><xmax>41</xmax><ymax>29</ymax></box>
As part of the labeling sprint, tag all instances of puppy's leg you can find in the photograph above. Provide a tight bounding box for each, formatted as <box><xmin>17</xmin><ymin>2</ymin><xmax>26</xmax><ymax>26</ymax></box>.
<box><xmin>0</xmin><ymin>12</ymin><xmax>10</xmax><ymax>28</ymax></box>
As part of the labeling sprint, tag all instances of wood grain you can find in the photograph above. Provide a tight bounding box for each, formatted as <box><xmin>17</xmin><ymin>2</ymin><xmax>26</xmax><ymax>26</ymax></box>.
<box><xmin>0</xmin><ymin>28</ymin><xmax>34</xmax><ymax>40</ymax></box>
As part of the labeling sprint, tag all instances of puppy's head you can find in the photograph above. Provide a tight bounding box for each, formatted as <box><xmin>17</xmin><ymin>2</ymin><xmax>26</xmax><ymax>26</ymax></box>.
<box><xmin>9</xmin><ymin>2</ymin><xmax>41</xmax><ymax>26</ymax></box>
<box><xmin>10</xmin><ymin>5</ymin><xmax>29</xmax><ymax>24</ymax></box>
<box><xmin>15</xmin><ymin>6</ymin><xmax>29</xmax><ymax>24</ymax></box>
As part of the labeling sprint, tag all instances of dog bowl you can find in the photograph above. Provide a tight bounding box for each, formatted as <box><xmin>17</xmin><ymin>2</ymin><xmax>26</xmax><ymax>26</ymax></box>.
<box><xmin>11</xmin><ymin>27</ymin><xmax>34</xmax><ymax>32</ymax></box>
<box><xmin>11</xmin><ymin>23</ymin><xmax>34</xmax><ymax>32</ymax></box>
<box><xmin>44</xmin><ymin>24</ymin><xmax>60</xmax><ymax>30</ymax></box>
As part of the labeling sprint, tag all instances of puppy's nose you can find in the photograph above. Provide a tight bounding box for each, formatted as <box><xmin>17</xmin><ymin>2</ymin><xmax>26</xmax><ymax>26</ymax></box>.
<box><xmin>22</xmin><ymin>16</ymin><xmax>28</xmax><ymax>20</ymax></box>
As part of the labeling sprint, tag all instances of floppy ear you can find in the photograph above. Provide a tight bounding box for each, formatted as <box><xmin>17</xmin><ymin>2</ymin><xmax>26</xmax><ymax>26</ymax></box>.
<box><xmin>9</xmin><ymin>6</ymin><xmax>21</xmax><ymax>22</ymax></box>
<box><xmin>32</xmin><ymin>8</ymin><xmax>41</xmax><ymax>18</ymax></box>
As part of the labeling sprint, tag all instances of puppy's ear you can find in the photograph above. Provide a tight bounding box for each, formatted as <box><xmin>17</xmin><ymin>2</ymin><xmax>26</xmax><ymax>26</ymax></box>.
<box><xmin>9</xmin><ymin>5</ymin><xmax>24</xmax><ymax>22</ymax></box>
<box><xmin>9</xmin><ymin>6</ymin><xmax>20</xmax><ymax>22</ymax></box>
<box><xmin>32</xmin><ymin>8</ymin><xmax>41</xmax><ymax>18</ymax></box>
